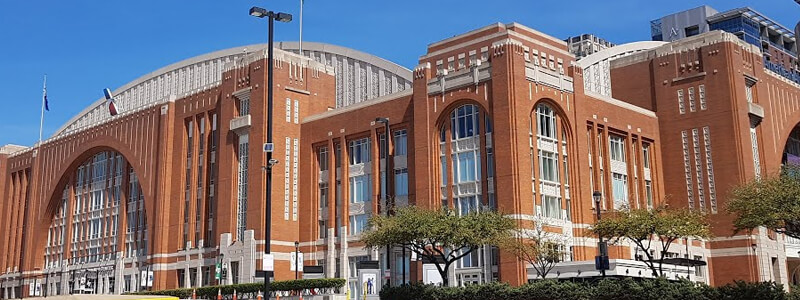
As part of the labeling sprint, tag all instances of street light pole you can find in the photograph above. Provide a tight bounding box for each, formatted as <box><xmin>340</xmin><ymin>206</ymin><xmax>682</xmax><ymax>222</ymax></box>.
<box><xmin>250</xmin><ymin>6</ymin><xmax>292</xmax><ymax>298</ymax></box>
<box><xmin>295</xmin><ymin>241</ymin><xmax>300</xmax><ymax>280</ymax></box>
<box><xmin>375</xmin><ymin>117</ymin><xmax>391</xmax><ymax>286</ymax></box>
<box><xmin>593</xmin><ymin>191</ymin><xmax>607</xmax><ymax>278</ymax></box>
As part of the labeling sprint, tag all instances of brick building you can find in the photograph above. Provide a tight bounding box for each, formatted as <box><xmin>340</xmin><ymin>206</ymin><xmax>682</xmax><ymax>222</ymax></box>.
<box><xmin>1</xmin><ymin>20</ymin><xmax>800</xmax><ymax>299</ymax></box>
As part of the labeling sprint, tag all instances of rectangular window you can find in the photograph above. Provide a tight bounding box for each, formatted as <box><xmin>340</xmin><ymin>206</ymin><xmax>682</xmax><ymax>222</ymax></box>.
<box><xmin>294</xmin><ymin>99</ymin><xmax>300</xmax><ymax>124</ymax></box>
<box><xmin>319</xmin><ymin>220</ymin><xmax>327</xmax><ymax>238</ymax></box>
<box><xmin>699</xmin><ymin>84</ymin><xmax>706</xmax><ymax>110</ymax></box>
<box><xmin>609</xmin><ymin>135</ymin><xmax>626</xmax><ymax>162</ymax></box>
<box><xmin>750</xmin><ymin>125</ymin><xmax>761</xmax><ymax>178</ymax></box>
<box><xmin>286</xmin><ymin>98</ymin><xmax>292</xmax><ymax>122</ymax></box>
<box><xmin>236</xmin><ymin>134</ymin><xmax>249</xmax><ymax>240</ymax></box>
<box><xmin>454</xmin><ymin>151</ymin><xmax>480</xmax><ymax>183</ymax></box>
<box><xmin>678</xmin><ymin>89</ymin><xmax>685</xmax><ymax>114</ymax></box>
<box><xmin>694</xmin><ymin>255</ymin><xmax>704</xmax><ymax>276</ymax></box>
<box><xmin>456</xmin><ymin>196</ymin><xmax>478</xmax><ymax>216</ymax></box>
<box><xmin>542</xmin><ymin>195</ymin><xmax>561</xmax><ymax>219</ymax></box>
<box><xmin>348</xmin><ymin>138</ymin><xmax>371</xmax><ymax>165</ymax></box>
<box><xmin>688</xmin><ymin>87</ymin><xmax>696</xmax><ymax>112</ymax></box>
<box><xmin>393</xmin><ymin>129</ymin><xmax>408</xmax><ymax>156</ymax></box>
<box><xmin>349</xmin><ymin>215</ymin><xmax>368</xmax><ymax>235</ymax></box>
<box><xmin>349</xmin><ymin>175</ymin><xmax>371</xmax><ymax>204</ymax></box>
<box><xmin>318</xmin><ymin>147</ymin><xmax>329</xmax><ymax>172</ymax></box>
<box><xmin>612</xmin><ymin>173</ymin><xmax>628</xmax><ymax>209</ymax></box>
<box><xmin>394</xmin><ymin>168</ymin><xmax>409</xmax><ymax>196</ymax></box>
<box><xmin>538</xmin><ymin>150</ymin><xmax>558</xmax><ymax>182</ymax></box>
<box><xmin>319</xmin><ymin>183</ymin><xmax>329</xmax><ymax>208</ymax></box>
<box><xmin>645</xmin><ymin>180</ymin><xmax>653</xmax><ymax>208</ymax></box>
<box><xmin>642</xmin><ymin>144</ymin><xmax>651</xmax><ymax>168</ymax></box>
<box><xmin>745</xmin><ymin>79</ymin><xmax>755</xmax><ymax>103</ymax></box>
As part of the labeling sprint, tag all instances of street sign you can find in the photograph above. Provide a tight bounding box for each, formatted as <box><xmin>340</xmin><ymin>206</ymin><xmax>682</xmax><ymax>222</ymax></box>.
<box><xmin>215</xmin><ymin>262</ymin><xmax>222</xmax><ymax>280</ymax></box>
<box><xmin>263</xmin><ymin>253</ymin><xmax>275</xmax><ymax>272</ymax></box>
<box><xmin>263</xmin><ymin>143</ymin><xmax>274</xmax><ymax>152</ymax></box>
<box><xmin>594</xmin><ymin>255</ymin><xmax>609</xmax><ymax>271</ymax></box>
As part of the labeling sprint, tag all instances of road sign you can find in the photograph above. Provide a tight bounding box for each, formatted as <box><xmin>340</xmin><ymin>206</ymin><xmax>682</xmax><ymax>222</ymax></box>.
<box><xmin>263</xmin><ymin>143</ymin><xmax>274</xmax><ymax>152</ymax></box>
<box><xmin>215</xmin><ymin>262</ymin><xmax>222</xmax><ymax>280</ymax></box>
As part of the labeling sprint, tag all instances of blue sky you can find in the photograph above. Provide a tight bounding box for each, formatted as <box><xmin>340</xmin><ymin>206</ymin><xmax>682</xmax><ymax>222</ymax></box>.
<box><xmin>1</xmin><ymin>0</ymin><xmax>798</xmax><ymax>147</ymax></box>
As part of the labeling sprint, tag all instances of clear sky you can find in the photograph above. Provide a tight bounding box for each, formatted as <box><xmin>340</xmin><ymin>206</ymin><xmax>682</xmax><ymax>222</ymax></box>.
<box><xmin>1</xmin><ymin>0</ymin><xmax>798</xmax><ymax>147</ymax></box>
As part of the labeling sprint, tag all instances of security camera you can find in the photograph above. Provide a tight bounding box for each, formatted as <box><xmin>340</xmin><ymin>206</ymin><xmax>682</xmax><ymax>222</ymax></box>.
<box><xmin>269</xmin><ymin>159</ymin><xmax>280</xmax><ymax>166</ymax></box>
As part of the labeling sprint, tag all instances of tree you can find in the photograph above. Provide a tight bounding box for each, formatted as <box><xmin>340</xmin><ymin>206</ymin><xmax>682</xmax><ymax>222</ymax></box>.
<box><xmin>590</xmin><ymin>207</ymin><xmax>711</xmax><ymax>277</ymax></box>
<box><xmin>360</xmin><ymin>206</ymin><xmax>515</xmax><ymax>286</ymax></box>
<box><xmin>728</xmin><ymin>166</ymin><xmax>800</xmax><ymax>239</ymax></box>
<box><xmin>501</xmin><ymin>216</ymin><xmax>568</xmax><ymax>279</ymax></box>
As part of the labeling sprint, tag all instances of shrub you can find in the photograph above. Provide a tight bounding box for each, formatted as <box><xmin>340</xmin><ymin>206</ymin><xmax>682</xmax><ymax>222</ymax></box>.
<box><xmin>127</xmin><ymin>278</ymin><xmax>346</xmax><ymax>299</ymax></box>
<box><xmin>379</xmin><ymin>279</ymin><xmax>791</xmax><ymax>300</ymax></box>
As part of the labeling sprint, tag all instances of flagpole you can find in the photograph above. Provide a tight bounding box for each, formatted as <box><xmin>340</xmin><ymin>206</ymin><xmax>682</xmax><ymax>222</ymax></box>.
<box><xmin>299</xmin><ymin>0</ymin><xmax>303</xmax><ymax>54</ymax></box>
<box><xmin>39</xmin><ymin>74</ymin><xmax>47</xmax><ymax>147</ymax></box>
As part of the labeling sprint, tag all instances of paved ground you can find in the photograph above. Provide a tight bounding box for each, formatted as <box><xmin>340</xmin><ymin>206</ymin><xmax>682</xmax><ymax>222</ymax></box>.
<box><xmin>24</xmin><ymin>295</ymin><xmax>177</xmax><ymax>300</ymax></box>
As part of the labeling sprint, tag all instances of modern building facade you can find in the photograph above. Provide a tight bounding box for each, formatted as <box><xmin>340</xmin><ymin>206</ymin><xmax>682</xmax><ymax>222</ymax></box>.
<box><xmin>565</xmin><ymin>34</ymin><xmax>615</xmax><ymax>60</ymax></box>
<box><xmin>651</xmin><ymin>6</ymin><xmax>799</xmax><ymax>85</ymax></box>
<box><xmin>1</xmin><ymin>18</ymin><xmax>800</xmax><ymax>300</ymax></box>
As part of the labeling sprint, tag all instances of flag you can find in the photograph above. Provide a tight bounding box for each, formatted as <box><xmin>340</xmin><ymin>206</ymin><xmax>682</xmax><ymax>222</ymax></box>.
<box><xmin>44</xmin><ymin>94</ymin><xmax>49</xmax><ymax>111</ymax></box>
<box><xmin>103</xmin><ymin>88</ymin><xmax>119</xmax><ymax>116</ymax></box>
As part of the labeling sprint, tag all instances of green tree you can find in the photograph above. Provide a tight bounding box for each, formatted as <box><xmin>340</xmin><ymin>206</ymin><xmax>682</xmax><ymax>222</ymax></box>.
<box><xmin>361</xmin><ymin>206</ymin><xmax>515</xmax><ymax>286</ymax></box>
<box><xmin>501</xmin><ymin>216</ymin><xmax>568</xmax><ymax>279</ymax></box>
<box><xmin>728</xmin><ymin>166</ymin><xmax>800</xmax><ymax>239</ymax></box>
<box><xmin>590</xmin><ymin>207</ymin><xmax>711</xmax><ymax>277</ymax></box>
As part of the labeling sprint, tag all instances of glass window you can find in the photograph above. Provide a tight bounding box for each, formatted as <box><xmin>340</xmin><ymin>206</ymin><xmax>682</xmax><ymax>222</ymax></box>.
<box><xmin>318</xmin><ymin>147</ymin><xmax>329</xmax><ymax>171</ymax></box>
<box><xmin>454</xmin><ymin>151</ymin><xmax>480</xmax><ymax>183</ymax></box>
<box><xmin>456</xmin><ymin>196</ymin><xmax>478</xmax><ymax>216</ymax></box>
<box><xmin>349</xmin><ymin>175</ymin><xmax>371</xmax><ymax>203</ymax></box>
<box><xmin>319</xmin><ymin>183</ymin><xmax>329</xmax><ymax>208</ymax></box>
<box><xmin>542</xmin><ymin>195</ymin><xmax>561</xmax><ymax>219</ymax></box>
<box><xmin>642</xmin><ymin>144</ymin><xmax>651</xmax><ymax>168</ymax></box>
<box><xmin>349</xmin><ymin>215</ymin><xmax>368</xmax><ymax>235</ymax></box>
<box><xmin>349</xmin><ymin>138</ymin><xmax>371</xmax><ymax>165</ymax></box>
<box><xmin>394</xmin><ymin>168</ymin><xmax>409</xmax><ymax>196</ymax></box>
<box><xmin>536</xmin><ymin>104</ymin><xmax>556</xmax><ymax>139</ymax></box>
<box><xmin>645</xmin><ymin>180</ymin><xmax>653</xmax><ymax>208</ymax></box>
<box><xmin>612</xmin><ymin>173</ymin><xmax>628</xmax><ymax>209</ymax></box>
<box><xmin>451</xmin><ymin>104</ymin><xmax>480</xmax><ymax>140</ymax></box>
<box><xmin>393</xmin><ymin>129</ymin><xmax>408</xmax><ymax>156</ymax></box>
<box><xmin>609</xmin><ymin>135</ymin><xmax>626</xmax><ymax>162</ymax></box>
<box><xmin>539</xmin><ymin>151</ymin><xmax>558</xmax><ymax>182</ymax></box>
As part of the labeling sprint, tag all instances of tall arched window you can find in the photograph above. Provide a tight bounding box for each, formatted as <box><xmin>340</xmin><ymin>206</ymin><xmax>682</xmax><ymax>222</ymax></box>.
<box><xmin>439</xmin><ymin>103</ymin><xmax>498</xmax><ymax>278</ymax></box>
<box><xmin>532</xmin><ymin>103</ymin><xmax>571</xmax><ymax>221</ymax></box>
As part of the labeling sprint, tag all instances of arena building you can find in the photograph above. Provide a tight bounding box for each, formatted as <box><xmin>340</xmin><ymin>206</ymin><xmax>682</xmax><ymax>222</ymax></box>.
<box><xmin>1</xmin><ymin>19</ymin><xmax>800</xmax><ymax>299</ymax></box>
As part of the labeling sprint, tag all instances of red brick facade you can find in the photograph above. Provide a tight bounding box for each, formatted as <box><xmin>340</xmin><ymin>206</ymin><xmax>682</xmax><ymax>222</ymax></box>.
<box><xmin>1</xmin><ymin>23</ymin><xmax>799</xmax><ymax>298</ymax></box>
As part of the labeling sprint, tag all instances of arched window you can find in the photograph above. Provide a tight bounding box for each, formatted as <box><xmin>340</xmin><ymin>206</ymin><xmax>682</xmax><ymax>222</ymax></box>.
<box><xmin>532</xmin><ymin>103</ymin><xmax>571</xmax><ymax>221</ymax></box>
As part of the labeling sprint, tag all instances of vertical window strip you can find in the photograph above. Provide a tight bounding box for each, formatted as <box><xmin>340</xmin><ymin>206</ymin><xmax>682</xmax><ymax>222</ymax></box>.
<box><xmin>678</xmin><ymin>89</ymin><xmax>685</xmax><ymax>114</ymax></box>
<box><xmin>703</xmin><ymin>127</ymin><xmax>717</xmax><ymax>213</ymax></box>
<box><xmin>688</xmin><ymin>87</ymin><xmax>696</xmax><ymax>112</ymax></box>
<box><xmin>692</xmin><ymin>129</ymin><xmax>705</xmax><ymax>210</ymax></box>
<box><xmin>285</xmin><ymin>137</ymin><xmax>291</xmax><ymax>220</ymax></box>
<box><xmin>286</xmin><ymin>98</ymin><xmax>292</xmax><ymax>122</ymax></box>
<box><xmin>699</xmin><ymin>85</ymin><xmax>707</xmax><ymax>110</ymax></box>
<box><xmin>294</xmin><ymin>100</ymin><xmax>300</xmax><ymax>124</ymax></box>
<box><xmin>681</xmin><ymin>130</ymin><xmax>694</xmax><ymax>207</ymax></box>
<box><xmin>236</xmin><ymin>135</ymin><xmax>249</xmax><ymax>240</ymax></box>
<box><xmin>293</xmin><ymin>138</ymin><xmax>299</xmax><ymax>221</ymax></box>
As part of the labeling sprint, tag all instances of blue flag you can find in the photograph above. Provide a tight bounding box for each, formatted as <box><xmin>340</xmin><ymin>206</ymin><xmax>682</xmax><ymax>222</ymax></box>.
<box><xmin>44</xmin><ymin>94</ymin><xmax>49</xmax><ymax>111</ymax></box>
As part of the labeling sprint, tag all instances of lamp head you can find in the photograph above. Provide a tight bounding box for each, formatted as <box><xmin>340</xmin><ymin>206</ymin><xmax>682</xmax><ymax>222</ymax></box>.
<box><xmin>592</xmin><ymin>191</ymin><xmax>602</xmax><ymax>203</ymax></box>
<box><xmin>249</xmin><ymin>6</ymin><xmax>268</xmax><ymax>18</ymax></box>
<box><xmin>375</xmin><ymin>117</ymin><xmax>389</xmax><ymax>124</ymax></box>
<box><xmin>276</xmin><ymin>12</ymin><xmax>293</xmax><ymax>22</ymax></box>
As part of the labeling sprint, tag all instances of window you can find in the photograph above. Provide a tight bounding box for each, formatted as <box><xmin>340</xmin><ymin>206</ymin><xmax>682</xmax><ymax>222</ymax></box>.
<box><xmin>612</xmin><ymin>173</ymin><xmax>628</xmax><ymax>209</ymax></box>
<box><xmin>318</xmin><ymin>147</ymin><xmax>329</xmax><ymax>171</ymax></box>
<box><xmin>750</xmin><ymin>125</ymin><xmax>761</xmax><ymax>178</ymax></box>
<box><xmin>542</xmin><ymin>195</ymin><xmax>561</xmax><ymax>219</ymax></box>
<box><xmin>694</xmin><ymin>255</ymin><xmax>704</xmax><ymax>276</ymax></box>
<box><xmin>456</xmin><ymin>196</ymin><xmax>478</xmax><ymax>216</ymax></box>
<box><xmin>536</xmin><ymin>104</ymin><xmax>556</xmax><ymax>139</ymax></box>
<box><xmin>453</xmin><ymin>151</ymin><xmax>480</xmax><ymax>183</ymax></box>
<box><xmin>451</xmin><ymin>104</ymin><xmax>480</xmax><ymax>139</ymax></box>
<box><xmin>645</xmin><ymin>180</ymin><xmax>653</xmax><ymax>209</ymax></box>
<box><xmin>393</xmin><ymin>129</ymin><xmax>408</xmax><ymax>156</ymax></box>
<box><xmin>348</xmin><ymin>138</ymin><xmax>370</xmax><ymax>165</ymax></box>
<box><xmin>319</xmin><ymin>183</ymin><xmax>329</xmax><ymax>208</ymax></box>
<box><xmin>394</xmin><ymin>168</ymin><xmax>409</xmax><ymax>196</ymax></box>
<box><xmin>745</xmin><ymin>79</ymin><xmax>755</xmax><ymax>103</ymax></box>
<box><xmin>349</xmin><ymin>175</ymin><xmax>371</xmax><ymax>203</ymax></box>
<box><xmin>349</xmin><ymin>215</ymin><xmax>368</xmax><ymax>235</ymax></box>
<box><xmin>319</xmin><ymin>220</ymin><xmax>327</xmax><ymax>238</ymax></box>
<box><xmin>684</xmin><ymin>25</ymin><xmax>700</xmax><ymax>37</ymax></box>
<box><xmin>609</xmin><ymin>135</ymin><xmax>625</xmax><ymax>162</ymax></box>
<box><xmin>236</xmin><ymin>135</ymin><xmax>249</xmax><ymax>240</ymax></box>
<box><xmin>538</xmin><ymin>151</ymin><xmax>558</xmax><ymax>182</ymax></box>
<box><xmin>642</xmin><ymin>144</ymin><xmax>651</xmax><ymax>168</ymax></box>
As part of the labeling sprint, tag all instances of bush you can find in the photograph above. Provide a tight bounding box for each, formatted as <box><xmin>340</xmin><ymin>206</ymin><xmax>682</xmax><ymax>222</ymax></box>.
<box><xmin>128</xmin><ymin>278</ymin><xmax>346</xmax><ymax>299</ymax></box>
<box><xmin>379</xmin><ymin>279</ymin><xmax>791</xmax><ymax>300</ymax></box>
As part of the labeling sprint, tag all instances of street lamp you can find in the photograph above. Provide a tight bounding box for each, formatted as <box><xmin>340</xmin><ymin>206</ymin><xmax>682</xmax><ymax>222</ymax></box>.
<box><xmin>593</xmin><ymin>191</ymin><xmax>607</xmax><ymax>278</ymax></box>
<box><xmin>250</xmin><ymin>6</ymin><xmax>292</xmax><ymax>297</ymax></box>
<box><xmin>295</xmin><ymin>241</ymin><xmax>300</xmax><ymax>280</ymax></box>
<box><xmin>375</xmin><ymin>117</ymin><xmax>392</xmax><ymax>285</ymax></box>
